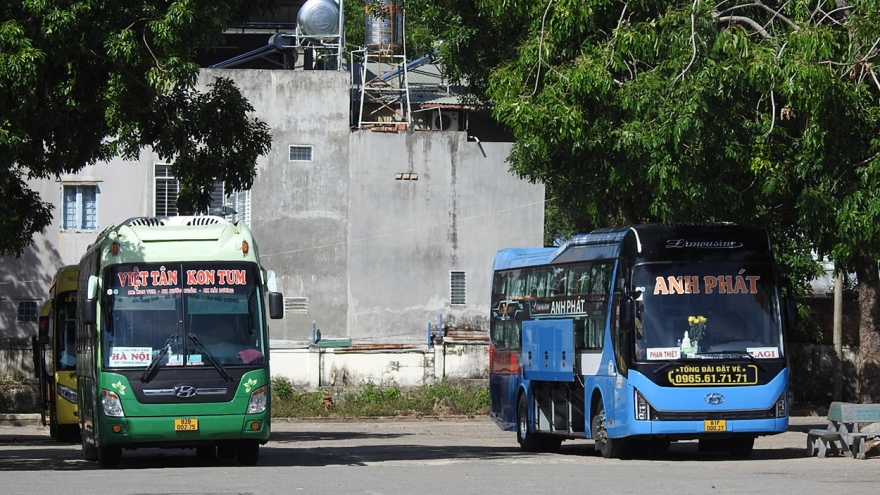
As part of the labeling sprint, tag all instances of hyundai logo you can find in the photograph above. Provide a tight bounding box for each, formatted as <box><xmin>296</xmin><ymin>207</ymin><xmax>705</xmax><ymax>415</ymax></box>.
<box><xmin>704</xmin><ymin>393</ymin><xmax>725</xmax><ymax>405</ymax></box>
<box><xmin>173</xmin><ymin>385</ymin><xmax>198</xmax><ymax>398</ymax></box>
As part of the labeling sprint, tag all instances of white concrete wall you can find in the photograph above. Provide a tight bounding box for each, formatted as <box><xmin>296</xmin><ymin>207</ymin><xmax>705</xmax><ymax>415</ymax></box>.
<box><xmin>1</xmin><ymin>68</ymin><xmax>544</xmax><ymax>386</ymax></box>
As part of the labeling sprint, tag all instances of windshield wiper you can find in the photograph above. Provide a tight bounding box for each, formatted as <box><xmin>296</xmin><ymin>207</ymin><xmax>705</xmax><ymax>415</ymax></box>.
<box><xmin>188</xmin><ymin>334</ymin><xmax>233</xmax><ymax>381</ymax></box>
<box><xmin>141</xmin><ymin>334</ymin><xmax>178</xmax><ymax>382</ymax></box>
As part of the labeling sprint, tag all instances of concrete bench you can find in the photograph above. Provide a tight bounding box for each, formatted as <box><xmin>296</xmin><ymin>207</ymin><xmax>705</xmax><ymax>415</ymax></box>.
<box><xmin>806</xmin><ymin>402</ymin><xmax>880</xmax><ymax>460</ymax></box>
<box><xmin>807</xmin><ymin>427</ymin><xmax>848</xmax><ymax>458</ymax></box>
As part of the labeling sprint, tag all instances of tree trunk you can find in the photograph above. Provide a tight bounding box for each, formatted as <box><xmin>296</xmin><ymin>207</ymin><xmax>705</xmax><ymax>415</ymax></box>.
<box><xmin>855</xmin><ymin>254</ymin><xmax>880</xmax><ymax>403</ymax></box>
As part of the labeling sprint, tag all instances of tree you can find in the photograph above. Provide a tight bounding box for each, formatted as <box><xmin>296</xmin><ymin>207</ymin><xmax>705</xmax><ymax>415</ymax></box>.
<box><xmin>415</xmin><ymin>1</ymin><xmax>880</xmax><ymax>401</ymax></box>
<box><xmin>0</xmin><ymin>0</ymin><xmax>277</xmax><ymax>257</ymax></box>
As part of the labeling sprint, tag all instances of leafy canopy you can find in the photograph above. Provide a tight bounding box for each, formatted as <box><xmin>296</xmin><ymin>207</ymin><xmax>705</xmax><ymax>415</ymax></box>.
<box><xmin>407</xmin><ymin>1</ymin><xmax>880</xmax><ymax>270</ymax></box>
<box><xmin>0</xmin><ymin>0</ymin><xmax>276</xmax><ymax>256</ymax></box>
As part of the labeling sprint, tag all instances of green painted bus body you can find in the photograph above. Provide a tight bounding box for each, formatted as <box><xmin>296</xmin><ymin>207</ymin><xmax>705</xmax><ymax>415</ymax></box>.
<box><xmin>76</xmin><ymin>216</ymin><xmax>280</xmax><ymax>467</ymax></box>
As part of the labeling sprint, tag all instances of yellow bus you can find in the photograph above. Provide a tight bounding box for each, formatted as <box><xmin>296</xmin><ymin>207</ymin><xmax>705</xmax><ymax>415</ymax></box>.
<box><xmin>32</xmin><ymin>265</ymin><xmax>80</xmax><ymax>440</ymax></box>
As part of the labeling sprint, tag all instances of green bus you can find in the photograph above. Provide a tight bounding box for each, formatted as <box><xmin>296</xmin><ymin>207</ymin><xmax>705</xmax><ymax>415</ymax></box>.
<box><xmin>76</xmin><ymin>216</ymin><xmax>283</xmax><ymax>468</ymax></box>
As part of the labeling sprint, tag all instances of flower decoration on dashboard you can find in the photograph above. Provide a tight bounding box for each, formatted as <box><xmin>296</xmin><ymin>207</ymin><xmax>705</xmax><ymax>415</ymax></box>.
<box><xmin>688</xmin><ymin>315</ymin><xmax>707</xmax><ymax>342</ymax></box>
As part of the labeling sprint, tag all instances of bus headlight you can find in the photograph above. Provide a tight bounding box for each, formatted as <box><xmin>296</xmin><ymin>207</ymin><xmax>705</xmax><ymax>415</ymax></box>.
<box><xmin>102</xmin><ymin>390</ymin><xmax>124</xmax><ymax>417</ymax></box>
<box><xmin>774</xmin><ymin>391</ymin><xmax>788</xmax><ymax>418</ymax></box>
<box><xmin>635</xmin><ymin>390</ymin><xmax>654</xmax><ymax>421</ymax></box>
<box><xmin>247</xmin><ymin>386</ymin><xmax>268</xmax><ymax>414</ymax></box>
<box><xmin>57</xmin><ymin>384</ymin><xmax>78</xmax><ymax>404</ymax></box>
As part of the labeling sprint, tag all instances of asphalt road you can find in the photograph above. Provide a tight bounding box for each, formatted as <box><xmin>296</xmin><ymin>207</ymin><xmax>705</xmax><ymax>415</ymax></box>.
<box><xmin>0</xmin><ymin>416</ymin><xmax>878</xmax><ymax>495</ymax></box>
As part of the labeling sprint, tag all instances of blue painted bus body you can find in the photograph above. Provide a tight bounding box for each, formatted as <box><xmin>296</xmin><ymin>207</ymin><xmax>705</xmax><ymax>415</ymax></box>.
<box><xmin>489</xmin><ymin>224</ymin><xmax>791</xmax><ymax>457</ymax></box>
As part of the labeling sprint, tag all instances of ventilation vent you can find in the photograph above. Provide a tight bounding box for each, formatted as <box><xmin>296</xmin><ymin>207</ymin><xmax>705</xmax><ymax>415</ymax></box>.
<box><xmin>284</xmin><ymin>297</ymin><xmax>309</xmax><ymax>314</ymax></box>
<box><xmin>124</xmin><ymin>217</ymin><xmax>165</xmax><ymax>227</ymax></box>
<box><xmin>185</xmin><ymin>216</ymin><xmax>223</xmax><ymax>226</ymax></box>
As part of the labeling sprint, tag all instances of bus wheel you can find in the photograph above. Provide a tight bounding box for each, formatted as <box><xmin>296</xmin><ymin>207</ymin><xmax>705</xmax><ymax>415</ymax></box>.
<box><xmin>196</xmin><ymin>446</ymin><xmax>216</xmax><ymax>460</ymax></box>
<box><xmin>728</xmin><ymin>437</ymin><xmax>755</xmax><ymax>457</ymax></box>
<box><xmin>516</xmin><ymin>394</ymin><xmax>540</xmax><ymax>452</ymax></box>
<box><xmin>516</xmin><ymin>394</ymin><xmax>562</xmax><ymax>452</ymax></box>
<box><xmin>98</xmin><ymin>445</ymin><xmax>122</xmax><ymax>469</ymax></box>
<box><xmin>237</xmin><ymin>443</ymin><xmax>260</xmax><ymax>466</ymax></box>
<box><xmin>592</xmin><ymin>401</ymin><xmax>624</xmax><ymax>459</ymax></box>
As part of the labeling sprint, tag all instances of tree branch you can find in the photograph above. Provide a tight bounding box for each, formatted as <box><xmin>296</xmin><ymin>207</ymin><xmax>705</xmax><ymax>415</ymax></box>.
<box><xmin>717</xmin><ymin>1</ymin><xmax>799</xmax><ymax>31</ymax></box>
<box><xmin>672</xmin><ymin>0</ymin><xmax>700</xmax><ymax>86</ymax></box>
<box><xmin>715</xmin><ymin>15</ymin><xmax>771</xmax><ymax>38</ymax></box>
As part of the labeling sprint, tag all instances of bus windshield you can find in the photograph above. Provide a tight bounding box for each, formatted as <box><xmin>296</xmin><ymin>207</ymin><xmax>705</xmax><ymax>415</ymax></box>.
<box><xmin>632</xmin><ymin>262</ymin><xmax>783</xmax><ymax>360</ymax></box>
<box><xmin>102</xmin><ymin>262</ymin><xmax>266</xmax><ymax>369</ymax></box>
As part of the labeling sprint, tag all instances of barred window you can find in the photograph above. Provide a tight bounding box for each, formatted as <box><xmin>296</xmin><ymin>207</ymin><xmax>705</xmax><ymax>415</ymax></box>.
<box><xmin>17</xmin><ymin>301</ymin><xmax>38</xmax><ymax>322</ymax></box>
<box><xmin>450</xmin><ymin>271</ymin><xmax>467</xmax><ymax>305</ymax></box>
<box><xmin>155</xmin><ymin>164</ymin><xmax>248</xmax><ymax>224</ymax></box>
<box><xmin>61</xmin><ymin>184</ymin><xmax>98</xmax><ymax>231</ymax></box>
<box><xmin>289</xmin><ymin>145</ymin><xmax>313</xmax><ymax>161</ymax></box>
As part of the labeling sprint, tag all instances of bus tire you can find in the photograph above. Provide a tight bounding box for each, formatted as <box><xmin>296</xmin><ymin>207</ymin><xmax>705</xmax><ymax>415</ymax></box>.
<box><xmin>98</xmin><ymin>445</ymin><xmax>122</xmax><ymax>468</ymax></box>
<box><xmin>236</xmin><ymin>442</ymin><xmax>260</xmax><ymax>466</ymax></box>
<box><xmin>82</xmin><ymin>432</ymin><xmax>99</xmax><ymax>461</ymax></box>
<box><xmin>728</xmin><ymin>437</ymin><xmax>755</xmax><ymax>457</ymax></box>
<box><xmin>516</xmin><ymin>394</ymin><xmax>540</xmax><ymax>452</ymax></box>
<box><xmin>516</xmin><ymin>394</ymin><xmax>562</xmax><ymax>452</ymax></box>
<box><xmin>592</xmin><ymin>400</ymin><xmax>624</xmax><ymax>459</ymax></box>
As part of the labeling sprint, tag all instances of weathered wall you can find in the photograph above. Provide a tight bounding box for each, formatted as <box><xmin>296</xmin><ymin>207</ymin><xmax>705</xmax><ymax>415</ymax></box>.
<box><xmin>1</xmin><ymin>68</ymin><xmax>544</xmax><ymax>389</ymax></box>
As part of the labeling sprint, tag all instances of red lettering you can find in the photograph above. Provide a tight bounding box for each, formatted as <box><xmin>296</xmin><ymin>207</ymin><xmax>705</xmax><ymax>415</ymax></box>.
<box><xmin>218</xmin><ymin>269</ymin><xmax>247</xmax><ymax>285</ymax></box>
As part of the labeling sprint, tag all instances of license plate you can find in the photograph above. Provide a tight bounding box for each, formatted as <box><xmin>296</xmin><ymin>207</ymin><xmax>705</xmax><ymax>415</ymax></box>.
<box><xmin>704</xmin><ymin>419</ymin><xmax>726</xmax><ymax>432</ymax></box>
<box><xmin>174</xmin><ymin>418</ymin><xmax>199</xmax><ymax>431</ymax></box>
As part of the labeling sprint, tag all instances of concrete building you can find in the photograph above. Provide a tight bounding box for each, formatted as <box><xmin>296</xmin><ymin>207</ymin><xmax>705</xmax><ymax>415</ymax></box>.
<box><xmin>0</xmin><ymin>67</ymin><xmax>545</xmax><ymax>389</ymax></box>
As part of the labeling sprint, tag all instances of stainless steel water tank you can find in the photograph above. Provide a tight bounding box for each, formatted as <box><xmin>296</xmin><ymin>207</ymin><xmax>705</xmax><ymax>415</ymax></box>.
<box><xmin>297</xmin><ymin>0</ymin><xmax>340</xmax><ymax>39</ymax></box>
<box><xmin>364</xmin><ymin>0</ymin><xmax>403</xmax><ymax>49</ymax></box>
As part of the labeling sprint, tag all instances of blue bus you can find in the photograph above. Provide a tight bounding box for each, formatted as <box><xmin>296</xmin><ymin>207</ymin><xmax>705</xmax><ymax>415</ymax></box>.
<box><xmin>489</xmin><ymin>224</ymin><xmax>794</xmax><ymax>457</ymax></box>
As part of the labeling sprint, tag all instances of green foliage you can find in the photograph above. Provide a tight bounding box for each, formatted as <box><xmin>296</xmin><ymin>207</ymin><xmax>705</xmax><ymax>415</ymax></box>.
<box><xmin>270</xmin><ymin>379</ymin><xmax>490</xmax><ymax>418</ymax></box>
<box><xmin>410</xmin><ymin>1</ymin><xmax>880</xmax><ymax>397</ymax></box>
<box><xmin>0</xmin><ymin>0</ymin><xmax>276</xmax><ymax>256</ymax></box>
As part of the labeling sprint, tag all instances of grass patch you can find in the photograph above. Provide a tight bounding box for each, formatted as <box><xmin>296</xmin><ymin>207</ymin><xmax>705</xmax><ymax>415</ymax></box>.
<box><xmin>271</xmin><ymin>377</ymin><xmax>489</xmax><ymax>418</ymax></box>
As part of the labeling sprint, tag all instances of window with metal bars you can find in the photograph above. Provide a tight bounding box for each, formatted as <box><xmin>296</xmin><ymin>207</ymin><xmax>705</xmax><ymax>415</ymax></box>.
<box><xmin>17</xmin><ymin>300</ymin><xmax>38</xmax><ymax>322</ymax></box>
<box><xmin>61</xmin><ymin>184</ymin><xmax>98</xmax><ymax>231</ymax></box>
<box><xmin>450</xmin><ymin>271</ymin><xmax>467</xmax><ymax>305</ymax></box>
<box><xmin>289</xmin><ymin>145</ymin><xmax>313</xmax><ymax>161</ymax></box>
<box><xmin>154</xmin><ymin>164</ymin><xmax>250</xmax><ymax>225</ymax></box>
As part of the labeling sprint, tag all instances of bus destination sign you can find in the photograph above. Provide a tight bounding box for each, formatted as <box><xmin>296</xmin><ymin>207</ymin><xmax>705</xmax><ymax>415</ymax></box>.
<box><xmin>667</xmin><ymin>363</ymin><xmax>758</xmax><ymax>386</ymax></box>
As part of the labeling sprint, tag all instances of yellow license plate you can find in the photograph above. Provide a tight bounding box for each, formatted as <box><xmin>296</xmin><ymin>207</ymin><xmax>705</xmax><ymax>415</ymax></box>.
<box><xmin>174</xmin><ymin>418</ymin><xmax>199</xmax><ymax>431</ymax></box>
<box><xmin>704</xmin><ymin>419</ymin><xmax>726</xmax><ymax>432</ymax></box>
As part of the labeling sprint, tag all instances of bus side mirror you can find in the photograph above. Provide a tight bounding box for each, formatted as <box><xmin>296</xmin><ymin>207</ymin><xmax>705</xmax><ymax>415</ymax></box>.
<box><xmin>268</xmin><ymin>292</ymin><xmax>284</xmax><ymax>319</ymax></box>
<box><xmin>38</xmin><ymin>315</ymin><xmax>50</xmax><ymax>340</ymax></box>
<box><xmin>82</xmin><ymin>275</ymin><xmax>99</xmax><ymax>325</ymax></box>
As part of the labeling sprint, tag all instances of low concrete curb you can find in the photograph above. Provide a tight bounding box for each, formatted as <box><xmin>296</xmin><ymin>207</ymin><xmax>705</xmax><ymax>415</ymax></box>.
<box><xmin>0</xmin><ymin>414</ymin><xmax>41</xmax><ymax>426</ymax></box>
